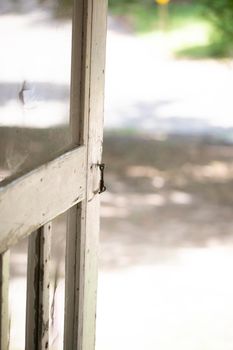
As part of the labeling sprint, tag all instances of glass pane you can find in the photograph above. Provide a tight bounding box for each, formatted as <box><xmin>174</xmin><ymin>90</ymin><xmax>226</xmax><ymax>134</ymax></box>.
<box><xmin>9</xmin><ymin>236</ymin><xmax>28</xmax><ymax>350</ymax></box>
<box><xmin>9</xmin><ymin>214</ymin><xmax>67</xmax><ymax>350</ymax></box>
<box><xmin>0</xmin><ymin>0</ymin><xmax>73</xmax><ymax>182</ymax></box>
<box><xmin>50</xmin><ymin>213</ymin><xmax>67</xmax><ymax>350</ymax></box>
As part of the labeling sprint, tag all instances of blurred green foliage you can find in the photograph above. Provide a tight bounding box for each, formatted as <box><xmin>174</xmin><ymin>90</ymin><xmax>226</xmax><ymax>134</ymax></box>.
<box><xmin>39</xmin><ymin>0</ymin><xmax>233</xmax><ymax>57</ymax></box>
<box><xmin>109</xmin><ymin>0</ymin><xmax>153</xmax><ymax>6</ymax></box>
<box><xmin>201</xmin><ymin>0</ymin><xmax>233</xmax><ymax>55</ymax></box>
<box><xmin>108</xmin><ymin>1</ymin><xmax>204</xmax><ymax>33</ymax></box>
<box><xmin>108</xmin><ymin>0</ymin><xmax>233</xmax><ymax>57</ymax></box>
<box><xmin>201</xmin><ymin>0</ymin><xmax>233</xmax><ymax>38</ymax></box>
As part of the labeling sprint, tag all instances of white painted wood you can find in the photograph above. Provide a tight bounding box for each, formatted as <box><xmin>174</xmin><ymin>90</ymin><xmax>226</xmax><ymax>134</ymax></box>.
<box><xmin>0</xmin><ymin>250</ymin><xmax>9</xmax><ymax>350</ymax></box>
<box><xmin>0</xmin><ymin>146</ymin><xmax>86</xmax><ymax>253</ymax></box>
<box><xmin>81</xmin><ymin>3</ymin><xmax>107</xmax><ymax>349</ymax></box>
<box><xmin>64</xmin><ymin>0</ymin><xmax>90</xmax><ymax>346</ymax></box>
<box><xmin>0</xmin><ymin>0</ymin><xmax>107</xmax><ymax>348</ymax></box>
<box><xmin>64</xmin><ymin>1</ymin><xmax>107</xmax><ymax>349</ymax></box>
<box><xmin>25</xmin><ymin>223</ymin><xmax>51</xmax><ymax>350</ymax></box>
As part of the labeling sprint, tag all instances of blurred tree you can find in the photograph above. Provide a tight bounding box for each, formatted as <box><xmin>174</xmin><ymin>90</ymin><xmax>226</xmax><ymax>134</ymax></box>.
<box><xmin>201</xmin><ymin>0</ymin><xmax>233</xmax><ymax>40</ymax></box>
<box><xmin>52</xmin><ymin>0</ymin><xmax>73</xmax><ymax>17</ymax></box>
<box><xmin>109</xmin><ymin>0</ymin><xmax>153</xmax><ymax>7</ymax></box>
<box><xmin>59</xmin><ymin>0</ymin><xmax>72</xmax><ymax>6</ymax></box>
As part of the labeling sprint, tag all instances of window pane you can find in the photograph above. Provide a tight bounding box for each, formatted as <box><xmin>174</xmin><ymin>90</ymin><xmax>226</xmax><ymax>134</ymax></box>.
<box><xmin>9</xmin><ymin>236</ymin><xmax>28</xmax><ymax>350</ymax></box>
<box><xmin>9</xmin><ymin>214</ymin><xmax>67</xmax><ymax>350</ymax></box>
<box><xmin>50</xmin><ymin>213</ymin><xmax>67</xmax><ymax>350</ymax></box>
<box><xmin>0</xmin><ymin>0</ymin><xmax>73</xmax><ymax>182</ymax></box>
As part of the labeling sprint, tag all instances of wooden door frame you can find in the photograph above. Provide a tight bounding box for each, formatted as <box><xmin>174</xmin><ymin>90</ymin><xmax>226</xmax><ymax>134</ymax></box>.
<box><xmin>64</xmin><ymin>0</ymin><xmax>107</xmax><ymax>349</ymax></box>
<box><xmin>0</xmin><ymin>0</ymin><xmax>108</xmax><ymax>348</ymax></box>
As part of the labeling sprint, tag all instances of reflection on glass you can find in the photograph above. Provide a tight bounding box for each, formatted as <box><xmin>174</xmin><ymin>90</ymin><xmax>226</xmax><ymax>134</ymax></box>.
<box><xmin>0</xmin><ymin>0</ymin><xmax>73</xmax><ymax>182</ymax></box>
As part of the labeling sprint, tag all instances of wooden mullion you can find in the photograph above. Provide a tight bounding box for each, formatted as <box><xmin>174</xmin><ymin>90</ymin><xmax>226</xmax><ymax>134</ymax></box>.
<box><xmin>25</xmin><ymin>223</ymin><xmax>51</xmax><ymax>350</ymax></box>
<box><xmin>0</xmin><ymin>250</ymin><xmax>9</xmax><ymax>350</ymax></box>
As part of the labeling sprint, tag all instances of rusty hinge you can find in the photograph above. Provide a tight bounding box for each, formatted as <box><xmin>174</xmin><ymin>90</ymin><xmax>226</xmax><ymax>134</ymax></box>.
<box><xmin>98</xmin><ymin>163</ymin><xmax>106</xmax><ymax>194</ymax></box>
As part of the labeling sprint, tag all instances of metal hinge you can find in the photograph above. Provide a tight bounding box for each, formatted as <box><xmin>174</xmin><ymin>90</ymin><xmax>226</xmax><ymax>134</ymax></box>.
<box><xmin>98</xmin><ymin>163</ymin><xmax>106</xmax><ymax>194</ymax></box>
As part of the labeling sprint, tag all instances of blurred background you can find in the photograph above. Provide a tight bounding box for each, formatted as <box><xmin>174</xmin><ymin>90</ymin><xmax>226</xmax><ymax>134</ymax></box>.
<box><xmin>1</xmin><ymin>0</ymin><xmax>233</xmax><ymax>349</ymax></box>
<box><xmin>97</xmin><ymin>1</ymin><xmax>233</xmax><ymax>350</ymax></box>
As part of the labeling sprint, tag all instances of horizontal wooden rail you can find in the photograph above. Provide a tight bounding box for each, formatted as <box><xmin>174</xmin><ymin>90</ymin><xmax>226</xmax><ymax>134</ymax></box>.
<box><xmin>0</xmin><ymin>146</ymin><xmax>86</xmax><ymax>253</ymax></box>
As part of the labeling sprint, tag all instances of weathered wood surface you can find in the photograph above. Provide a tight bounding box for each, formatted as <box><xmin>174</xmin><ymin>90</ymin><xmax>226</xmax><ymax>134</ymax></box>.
<box><xmin>64</xmin><ymin>0</ymin><xmax>107</xmax><ymax>349</ymax></box>
<box><xmin>81</xmin><ymin>2</ymin><xmax>107</xmax><ymax>350</ymax></box>
<box><xmin>25</xmin><ymin>224</ymin><xmax>51</xmax><ymax>350</ymax></box>
<box><xmin>0</xmin><ymin>251</ymin><xmax>9</xmax><ymax>350</ymax></box>
<box><xmin>0</xmin><ymin>0</ymin><xmax>107</xmax><ymax>348</ymax></box>
<box><xmin>64</xmin><ymin>0</ymin><xmax>89</xmax><ymax>347</ymax></box>
<box><xmin>0</xmin><ymin>146</ymin><xmax>86</xmax><ymax>253</ymax></box>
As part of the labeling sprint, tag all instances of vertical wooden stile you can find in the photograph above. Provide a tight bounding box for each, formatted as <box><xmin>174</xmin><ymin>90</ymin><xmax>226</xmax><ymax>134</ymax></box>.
<box><xmin>64</xmin><ymin>0</ymin><xmax>91</xmax><ymax>347</ymax></box>
<box><xmin>64</xmin><ymin>0</ymin><xmax>107</xmax><ymax>349</ymax></box>
<box><xmin>0</xmin><ymin>251</ymin><xmax>9</xmax><ymax>350</ymax></box>
<box><xmin>25</xmin><ymin>223</ymin><xmax>51</xmax><ymax>350</ymax></box>
<box><xmin>80</xmin><ymin>2</ymin><xmax>107</xmax><ymax>349</ymax></box>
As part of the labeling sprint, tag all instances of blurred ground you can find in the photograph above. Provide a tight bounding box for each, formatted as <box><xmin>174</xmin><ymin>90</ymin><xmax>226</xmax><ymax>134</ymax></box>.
<box><xmin>95</xmin><ymin>16</ymin><xmax>233</xmax><ymax>350</ymax></box>
<box><xmin>95</xmin><ymin>134</ymin><xmax>233</xmax><ymax>350</ymax></box>
<box><xmin>101</xmin><ymin>134</ymin><xmax>233</xmax><ymax>268</ymax></box>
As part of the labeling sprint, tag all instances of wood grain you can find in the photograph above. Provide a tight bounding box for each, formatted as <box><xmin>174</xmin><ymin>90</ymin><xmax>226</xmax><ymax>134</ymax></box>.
<box><xmin>64</xmin><ymin>0</ymin><xmax>107</xmax><ymax>349</ymax></box>
<box><xmin>0</xmin><ymin>146</ymin><xmax>86</xmax><ymax>253</ymax></box>
<box><xmin>25</xmin><ymin>224</ymin><xmax>51</xmax><ymax>350</ymax></box>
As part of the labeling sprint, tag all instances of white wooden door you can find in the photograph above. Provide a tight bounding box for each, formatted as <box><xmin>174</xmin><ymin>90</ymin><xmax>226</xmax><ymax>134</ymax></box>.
<box><xmin>0</xmin><ymin>0</ymin><xmax>107</xmax><ymax>349</ymax></box>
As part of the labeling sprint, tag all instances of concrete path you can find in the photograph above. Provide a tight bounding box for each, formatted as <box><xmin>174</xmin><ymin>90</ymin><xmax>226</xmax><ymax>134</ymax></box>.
<box><xmin>96</xmin><ymin>247</ymin><xmax>233</xmax><ymax>350</ymax></box>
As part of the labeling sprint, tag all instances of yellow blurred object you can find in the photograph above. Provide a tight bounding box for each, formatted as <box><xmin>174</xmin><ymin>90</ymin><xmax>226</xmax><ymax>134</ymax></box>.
<box><xmin>155</xmin><ymin>0</ymin><xmax>170</xmax><ymax>5</ymax></box>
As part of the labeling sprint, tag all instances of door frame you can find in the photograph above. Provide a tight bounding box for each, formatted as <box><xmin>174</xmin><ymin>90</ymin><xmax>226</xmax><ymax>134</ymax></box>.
<box><xmin>0</xmin><ymin>0</ymin><xmax>107</xmax><ymax>348</ymax></box>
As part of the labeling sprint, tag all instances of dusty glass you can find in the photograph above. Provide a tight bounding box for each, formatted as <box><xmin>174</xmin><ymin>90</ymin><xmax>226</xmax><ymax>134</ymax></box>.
<box><xmin>8</xmin><ymin>213</ymin><xmax>67</xmax><ymax>350</ymax></box>
<box><xmin>9</xmin><ymin>236</ymin><xmax>28</xmax><ymax>350</ymax></box>
<box><xmin>50</xmin><ymin>212</ymin><xmax>67</xmax><ymax>350</ymax></box>
<box><xmin>0</xmin><ymin>0</ymin><xmax>73</xmax><ymax>182</ymax></box>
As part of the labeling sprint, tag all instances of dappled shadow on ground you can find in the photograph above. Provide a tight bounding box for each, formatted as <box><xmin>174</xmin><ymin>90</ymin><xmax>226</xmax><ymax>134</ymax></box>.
<box><xmin>8</xmin><ymin>132</ymin><xmax>233</xmax><ymax>349</ymax></box>
<box><xmin>100</xmin><ymin>132</ymin><xmax>233</xmax><ymax>269</ymax></box>
<box><xmin>9</xmin><ymin>132</ymin><xmax>233</xmax><ymax>271</ymax></box>
<box><xmin>107</xmin><ymin>99</ymin><xmax>229</xmax><ymax>134</ymax></box>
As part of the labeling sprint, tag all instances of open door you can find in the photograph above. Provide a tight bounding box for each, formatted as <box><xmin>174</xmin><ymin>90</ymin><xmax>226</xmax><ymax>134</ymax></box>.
<box><xmin>0</xmin><ymin>0</ymin><xmax>107</xmax><ymax>348</ymax></box>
